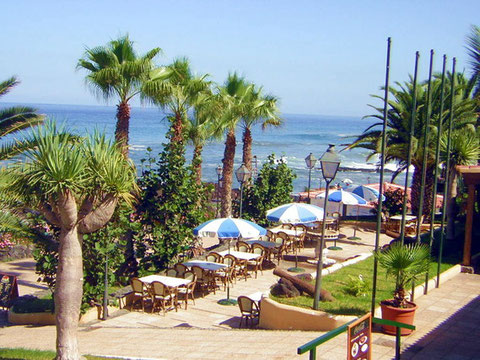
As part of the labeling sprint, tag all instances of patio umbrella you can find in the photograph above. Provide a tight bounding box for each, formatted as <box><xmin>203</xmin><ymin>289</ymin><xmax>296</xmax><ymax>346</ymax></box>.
<box><xmin>316</xmin><ymin>189</ymin><xmax>367</xmax><ymax>243</ymax></box>
<box><xmin>193</xmin><ymin>217</ymin><xmax>267</xmax><ymax>239</ymax></box>
<box><xmin>266</xmin><ymin>202</ymin><xmax>325</xmax><ymax>224</ymax></box>
<box><xmin>346</xmin><ymin>184</ymin><xmax>385</xmax><ymax>202</ymax></box>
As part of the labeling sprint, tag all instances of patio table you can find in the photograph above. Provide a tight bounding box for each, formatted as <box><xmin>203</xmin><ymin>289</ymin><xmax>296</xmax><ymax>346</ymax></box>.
<box><xmin>182</xmin><ymin>260</ymin><xmax>229</xmax><ymax>272</ymax></box>
<box><xmin>268</xmin><ymin>228</ymin><xmax>298</xmax><ymax>237</ymax></box>
<box><xmin>218</xmin><ymin>250</ymin><xmax>261</xmax><ymax>261</ymax></box>
<box><xmin>244</xmin><ymin>240</ymin><xmax>280</xmax><ymax>249</ymax></box>
<box><xmin>139</xmin><ymin>275</ymin><xmax>191</xmax><ymax>288</ymax></box>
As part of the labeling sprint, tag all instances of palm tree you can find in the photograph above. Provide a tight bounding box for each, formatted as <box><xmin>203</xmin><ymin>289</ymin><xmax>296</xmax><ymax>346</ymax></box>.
<box><xmin>0</xmin><ymin>122</ymin><xmax>137</xmax><ymax>360</ymax></box>
<box><xmin>466</xmin><ymin>25</ymin><xmax>480</xmax><ymax>98</ymax></box>
<box><xmin>348</xmin><ymin>73</ymin><xmax>477</xmax><ymax>217</ymax></box>
<box><xmin>241</xmin><ymin>86</ymin><xmax>282</xmax><ymax>173</ymax></box>
<box><xmin>185</xmin><ymin>93</ymin><xmax>223</xmax><ymax>184</ymax></box>
<box><xmin>0</xmin><ymin>76</ymin><xmax>45</xmax><ymax>160</ymax></box>
<box><xmin>142</xmin><ymin>57</ymin><xmax>211</xmax><ymax>144</ymax></box>
<box><xmin>217</xmin><ymin>73</ymin><xmax>252</xmax><ymax>217</ymax></box>
<box><xmin>77</xmin><ymin>35</ymin><xmax>162</xmax><ymax>156</ymax></box>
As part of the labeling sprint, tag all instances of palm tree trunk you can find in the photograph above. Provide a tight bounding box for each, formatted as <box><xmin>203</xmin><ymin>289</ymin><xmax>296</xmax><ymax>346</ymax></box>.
<box><xmin>242</xmin><ymin>127</ymin><xmax>252</xmax><ymax>172</ymax></box>
<box><xmin>116</xmin><ymin>101</ymin><xmax>130</xmax><ymax>157</ymax></box>
<box><xmin>172</xmin><ymin>111</ymin><xmax>183</xmax><ymax>144</ymax></box>
<box><xmin>55</xmin><ymin>226</ymin><xmax>83</xmax><ymax>360</ymax></box>
<box><xmin>446</xmin><ymin>166</ymin><xmax>458</xmax><ymax>240</ymax></box>
<box><xmin>193</xmin><ymin>144</ymin><xmax>203</xmax><ymax>185</ymax></box>
<box><xmin>410</xmin><ymin>163</ymin><xmax>435</xmax><ymax>219</ymax></box>
<box><xmin>220</xmin><ymin>129</ymin><xmax>236</xmax><ymax>217</ymax></box>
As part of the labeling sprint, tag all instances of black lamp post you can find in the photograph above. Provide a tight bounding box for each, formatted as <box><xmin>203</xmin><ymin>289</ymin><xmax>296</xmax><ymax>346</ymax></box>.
<box><xmin>235</xmin><ymin>164</ymin><xmax>251</xmax><ymax>218</ymax></box>
<box><xmin>216</xmin><ymin>165</ymin><xmax>223</xmax><ymax>218</ymax></box>
<box><xmin>305</xmin><ymin>153</ymin><xmax>317</xmax><ymax>203</ymax></box>
<box><xmin>313</xmin><ymin>144</ymin><xmax>341</xmax><ymax>310</ymax></box>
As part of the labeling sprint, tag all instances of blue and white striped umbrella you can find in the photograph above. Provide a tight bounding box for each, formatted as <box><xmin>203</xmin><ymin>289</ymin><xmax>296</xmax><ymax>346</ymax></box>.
<box><xmin>316</xmin><ymin>189</ymin><xmax>368</xmax><ymax>205</ymax></box>
<box><xmin>266</xmin><ymin>202</ymin><xmax>325</xmax><ymax>223</ymax></box>
<box><xmin>193</xmin><ymin>217</ymin><xmax>267</xmax><ymax>239</ymax></box>
<box><xmin>347</xmin><ymin>185</ymin><xmax>385</xmax><ymax>202</ymax></box>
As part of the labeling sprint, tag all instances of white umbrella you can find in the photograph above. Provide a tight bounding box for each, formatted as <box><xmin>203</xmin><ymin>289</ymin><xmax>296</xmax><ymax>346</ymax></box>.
<box><xmin>346</xmin><ymin>184</ymin><xmax>385</xmax><ymax>202</ymax></box>
<box><xmin>266</xmin><ymin>202</ymin><xmax>325</xmax><ymax>224</ymax></box>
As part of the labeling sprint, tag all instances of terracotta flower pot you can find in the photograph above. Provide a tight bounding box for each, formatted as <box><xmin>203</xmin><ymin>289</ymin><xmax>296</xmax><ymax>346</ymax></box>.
<box><xmin>380</xmin><ymin>300</ymin><xmax>417</xmax><ymax>335</ymax></box>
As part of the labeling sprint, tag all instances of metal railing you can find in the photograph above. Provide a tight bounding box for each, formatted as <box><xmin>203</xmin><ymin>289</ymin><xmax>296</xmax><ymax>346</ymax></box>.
<box><xmin>297</xmin><ymin>317</ymin><xmax>415</xmax><ymax>360</ymax></box>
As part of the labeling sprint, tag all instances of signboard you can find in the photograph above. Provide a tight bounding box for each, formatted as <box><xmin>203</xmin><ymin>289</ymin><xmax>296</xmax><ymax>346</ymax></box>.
<box><xmin>0</xmin><ymin>273</ymin><xmax>19</xmax><ymax>309</ymax></box>
<box><xmin>347</xmin><ymin>312</ymin><xmax>372</xmax><ymax>360</ymax></box>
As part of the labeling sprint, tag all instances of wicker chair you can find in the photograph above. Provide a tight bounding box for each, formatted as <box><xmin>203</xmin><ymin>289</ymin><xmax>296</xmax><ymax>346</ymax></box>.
<box><xmin>237</xmin><ymin>296</ymin><xmax>260</xmax><ymax>328</ymax></box>
<box><xmin>191</xmin><ymin>266</ymin><xmax>216</xmax><ymax>296</ymax></box>
<box><xmin>236</xmin><ymin>241</ymin><xmax>251</xmax><ymax>253</ymax></box>
<box><xmin>130</xmin><ymin>277</ymin><xmax>150</xmax><ymax>312</ymax></box>
<box><xmin>271</xmin><ymin>235</ymin><xmax>287</xmax><ymax>264</ymax></box>
<box><xmin>223</xmin><ymin>254</ymin><xmax>237</xmax><ymax>284</ymax></box>
<box><xmin>166</xmin><ymin>268</ymin><xmax>178</xmax><ymax>277</ymax></box>
<box><xmin>174</xmin><ymin>263</ymin><xmax>188</xmax><ymax>278</ymax></box>
<box><xmin>225</xmin><ymin>254</ymin><xmax>248</xmax><ymax>282</ymax></box>
<box><xmin>215</xmin><ymin>264</ymin><xmax>235</xmax><ymax>291</ymax></box>
<box><xmin>206</xmin><ymin>251</ymin><xmax>223</xmax><ymax>263</ymax></box>
<box><xmin>177</xmin><ymin>271</ymin><xmax>196</xmax><ymax>309</ymax></box>
<box><xmin>247</xmin><ymin>245</ymin><xmax>264</xmax><ymax>278</ymax></box>
<box><xmin>151</xmin><ymin>281</ymin><xmax>177</xmax><ymax>315</ymax></box>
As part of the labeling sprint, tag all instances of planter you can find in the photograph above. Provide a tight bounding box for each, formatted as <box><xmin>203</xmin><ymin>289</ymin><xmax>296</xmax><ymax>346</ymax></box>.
<box><xmin>380</xmin><ymin>300</ymin><xmax>417</xmax><ymax>335</ymax></box>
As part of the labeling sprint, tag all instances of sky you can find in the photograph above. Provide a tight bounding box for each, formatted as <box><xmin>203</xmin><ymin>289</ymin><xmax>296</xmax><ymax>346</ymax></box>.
<box><xmin>1</xmin><ymin>0</ymin><xmax>479</xmax><ymax>117</ymax></box>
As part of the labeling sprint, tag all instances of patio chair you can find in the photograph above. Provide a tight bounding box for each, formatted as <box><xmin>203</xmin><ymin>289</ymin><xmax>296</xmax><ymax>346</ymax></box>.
<box><xmin>237</xmin><ymin>296</ymin><xmax>260</xmax><ymax>328</ymax></box>
<box><xmin>166</xmin><ymin>268</ymin><xmax>178</xmax><ymax>277</ymax></box>
<box><xmin>174</xmin><ymin>263</ymin><xmax>188</xmax><ymax>278</ymax></box>
<box><xmin>130</xmin><ymin>277</ymin><xmax>150</xmax><ymax>312</ymax></box>
<box><xmin>151</xmin><ymin>281</ymin><xmax>178</xmax><ymax>315</ymax></box>
<box><xmin>277</xmin><ymin>231</ymin><xmax>293</xmax><ymax>254</ymax></box>
<box><xmin>295</xmin><ymin>225</ymin><xmax>307</xmax><ymax>249</ymax></box>
<box><xmin>271</xmin><ymin>236</ymin><xmax>287</xmax><ymax>264</ymax></box>
<box><xmin>223</xmin><ymin>254</ymin><xmax>237</xmax><ymax>284</ymax></box>
<box><xmin>236</xmin><ymin>241</ymin><xmax>251</xmax><ymax>252</ymax></box>
<box><xmin>247</xmin><ymin>246</ymin><xmax>264</xmax><ymax>278</ymax></box>
<box><xmin>215</xmin><ymin>263</ymin><xmax>235</xmax><ymax>291</ymax></box>
<box><xmin>206</xmin><ymin>251</ymin><xmax>223</xmax><ymax>263</ymax></box>
<box><xmin>191</xmin><ymin>266</ymin><xmax>216</xmax><ymax>296</ymax></box>
<box><xmin>177</xmin><ymin>271</ymin><xmax>196</xmax><ymax>309</ymax></box>
<box><xmin>226</xmin><ymin>254</ymin><xmax>248</xmax><ymax>281</ymax></box>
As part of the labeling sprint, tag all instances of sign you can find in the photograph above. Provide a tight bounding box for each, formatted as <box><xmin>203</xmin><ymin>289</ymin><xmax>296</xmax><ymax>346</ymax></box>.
<box><xmin>0</xmin><ymin>273</ymin><xmax>19</xmax><ymax>309</ymax></box>
<box><xmin>347</xmin><ymin>312</ymin><xmax>372</xmax><ymax>360</ymax></box>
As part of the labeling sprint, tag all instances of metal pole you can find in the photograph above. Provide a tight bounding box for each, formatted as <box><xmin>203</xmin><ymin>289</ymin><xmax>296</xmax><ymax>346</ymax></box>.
<box><xmin>371</xmin><ymin>37</ymin><xmax>391</xmax><ymax>316</ymax></box>
<box><xmin>216</xmin><ymin>174</ymin><xmax>221</xmax><ymax>217</ymax></box>
<box><xmin>313</xmin><ymin>180</ymin><xmax>331</xmax><ymax>310</ymax></box>
<box><xmin>102</xmin><ymin>252</ymin><xmax>108</xmax><ymax>320</ymax></box>
<box><xmin>436</xmin><ymin>58</ymin><xmax>456</xmax><ymax>287</ymax></box>
<box><xmin>400</xmin><ymin>52</ymin><xmax>420</xmax><ymax>243</ymax></box>
<box><xmin>425</xmin><ymin>55</ymin><xmax>447</xmax><ymax>294</ymax></box>
<box><xmin>307</xmin><ymin>168</ymin><xmax>312</xmax><ymax>204</ymax></box>
<box><xmin>412</xmin><ymin>50</ymin><xmax>434</xmax><ymax>302</ymax></box>
<box><xmin>239</xmin><ymin>181</ymin><xmax>244</xmax><ymax>217</ymax></box>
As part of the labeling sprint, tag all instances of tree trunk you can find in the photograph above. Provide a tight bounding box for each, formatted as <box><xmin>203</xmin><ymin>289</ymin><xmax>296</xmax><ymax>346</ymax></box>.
<box><xmin>242</xmin><ymin>127</ymin><xmax>252</xmax><ymax>172</ymax></box>
<box><xmin>446</xmin><ymin>167</ymin><xmax>458</xmax><ymax>240</ymax></box>
<box><xmin>115</xmin><ymin>101</ymin><xmax>130</xmax><ymax>158</ymax></box>
<box><xmin>193</xmin><ymin>144</ymin><xmax>203</xmax><ymax>185</ymax></box>
<box><xmin>172</xmin><ymin>111</ymin><xmax>184</xmax><ymax>144</ymax></box>
<box><xmin>220</xmin><ymin>129</ymin><xmax>236</xmax><ymax>218</ymax></box>
<box><xmin>410</xmin><ymin>163</ymin><xmax>435</xmax><ymax>219</ymax></box>
<box><xmin>55</xmin><ymin>227</ymin><xmax>83</xmax><ymax>360</ymax></box>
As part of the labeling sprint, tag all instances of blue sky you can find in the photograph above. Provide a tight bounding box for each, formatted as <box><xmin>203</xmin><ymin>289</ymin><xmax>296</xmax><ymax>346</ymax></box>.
<box><xmin>1</xmin><ymin>0</ymin><xmax>479</xmax><ymax>116</ymax></box>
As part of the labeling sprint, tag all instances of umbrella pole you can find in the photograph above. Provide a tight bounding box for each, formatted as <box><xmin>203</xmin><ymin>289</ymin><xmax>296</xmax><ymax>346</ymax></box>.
<box><xmin>218</xmin><ymin>237</ymin><xmax>237</xmax><ymax>306</ymax></box>
<box><xmin>288</xmin><ymin>225</ymin><xmax>305</xmax><ymax>273</ymax></box>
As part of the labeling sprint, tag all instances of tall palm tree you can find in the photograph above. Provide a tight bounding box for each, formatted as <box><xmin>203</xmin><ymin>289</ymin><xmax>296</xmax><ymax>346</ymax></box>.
<box><xmin>0</xmin><ymin>122</ymin><xmax>137</xmax><ymax>360</ymax></box>
<box><xmin>0</xmin><ymin>76</ymin><xmax>45</xmax><ymax>160</ymax></box>
<box><xmin>217</xmin><ymin>73</ymin><xmax>252</xmax><ymax>217</ymax></box>
<box><xmin>77</xmin><ymin>35</ymin><xmax>162</xmax><ymax>156</ymax></box>
<box><xmin>241</xmin><ymin>86</ymin><xmax>282</xmax><ymax>173</ymax></box>
<box><xmin>142</xmin><ymin>57</ymin><xmax>211</xmax><ymax>144</ymax></box>
<box><xmin>185</xmin><ymin>92</ymin><xmax>223</xmax><ymax>184</ymax></box>
<box><xmin>466</xmin><ymin>25</ymin><xmax>480</xmax><ymax>98</ymax></box>
<box><xmin>347</xmin><ymin>73</ymin><xmax>477</xmax><ymax>217</ymax></box>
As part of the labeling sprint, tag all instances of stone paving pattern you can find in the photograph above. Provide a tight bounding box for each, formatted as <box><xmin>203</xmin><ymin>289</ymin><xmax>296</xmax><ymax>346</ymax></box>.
<box><xmin>1</xmin><ymin>223</ymin><xmax>479</xmax><ymax>359</ymax></box>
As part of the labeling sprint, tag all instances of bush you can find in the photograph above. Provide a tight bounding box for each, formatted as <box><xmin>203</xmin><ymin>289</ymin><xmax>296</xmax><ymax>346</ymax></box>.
<box><xmin>10</xmin><ymin>295</ymin><xmax>54</xmax><ymax>314</ymax></box>
<box><xmin>371</xmin><ymin>187</ymin><xmax>406</xmax><ymax>217</ymax></box>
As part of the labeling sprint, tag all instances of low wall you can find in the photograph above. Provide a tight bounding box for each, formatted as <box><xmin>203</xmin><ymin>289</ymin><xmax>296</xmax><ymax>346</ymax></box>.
<box><xmin>259</xmin><ymin>297</ymin><xmax>356</xmax><ymax>331</ymax></box>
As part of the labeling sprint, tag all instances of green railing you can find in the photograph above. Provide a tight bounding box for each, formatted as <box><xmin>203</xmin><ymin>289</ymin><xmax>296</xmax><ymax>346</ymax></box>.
<box><xmin>297</xmin><ymin>317</ymin><xmax>415</xmax><ymax>360</ymax></box>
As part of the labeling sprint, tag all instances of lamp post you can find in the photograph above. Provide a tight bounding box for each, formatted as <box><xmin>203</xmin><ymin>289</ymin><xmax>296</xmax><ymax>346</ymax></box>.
<box><xmin>216</xmin><ymin>165</ymin><xmax>223</xmax><ymax>218</ymax></box>
<box><xmin>235</xmin><ymin>164</ymin><xmax>251</xmax><ymax>218</ymax></box>
<box><xmin>305</xmin><ymin>153</ymin><xmax>317</xmax><ymax>203</ymax></box>
<box><xmin>313</xmin><ymin>144</ymin><xmax>341</xmax><ymax>310</ymax></box>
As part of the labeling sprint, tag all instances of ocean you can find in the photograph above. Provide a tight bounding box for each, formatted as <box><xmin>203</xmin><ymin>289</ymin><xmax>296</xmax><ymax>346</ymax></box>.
<box><xmin>0</xmin><ymin>103</ymin><xmax>407</xmax><ymax>193</ymax></box>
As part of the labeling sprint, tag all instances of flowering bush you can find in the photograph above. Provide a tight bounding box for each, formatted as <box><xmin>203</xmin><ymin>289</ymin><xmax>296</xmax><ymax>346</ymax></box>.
<box><xmin>0</xmin><ymin>233</ymin><xmax>15</xmax><ymax>251</ymax></box>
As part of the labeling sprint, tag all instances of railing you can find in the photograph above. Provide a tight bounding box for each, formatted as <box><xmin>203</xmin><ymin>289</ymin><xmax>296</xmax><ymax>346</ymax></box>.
<box><xmin>297</xmin><ymin>317</ymin><xmax>415</xmax><ymax>360</ymax></box>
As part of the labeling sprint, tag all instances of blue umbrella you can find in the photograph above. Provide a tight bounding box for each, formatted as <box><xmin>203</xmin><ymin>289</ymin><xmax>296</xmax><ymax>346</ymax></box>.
<box><xmin>193</xmin><ymin>217</ymin><xmax>267</xmax><ymax>239</ymax></box>
<box><xmin>266</xmin><ymin>202</ymin><xmax>325</xmax><ymax>224</ymax></box>
<box><xmin>347</xmin><ymin>184</ymin><xmax>385</xmax><ymax>202</ymax></box>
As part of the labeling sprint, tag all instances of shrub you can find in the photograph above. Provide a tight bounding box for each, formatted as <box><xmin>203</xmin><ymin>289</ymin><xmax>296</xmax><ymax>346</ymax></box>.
<box><xmin>10</xmin><ymin>295</ymin><xmax>54</xmax><ymax>314</ymax></box>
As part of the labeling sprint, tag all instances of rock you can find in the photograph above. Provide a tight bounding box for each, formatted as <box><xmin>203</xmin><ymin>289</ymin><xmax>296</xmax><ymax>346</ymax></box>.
<box><xmin>270</xmin><ymin>278</ymin><xmax>300</xmax><ymax>298</ymax></box>
<box><xmin>295</xmin><ymin>273</ymin><xmax>313</xmax><ymax>282</ymax></box>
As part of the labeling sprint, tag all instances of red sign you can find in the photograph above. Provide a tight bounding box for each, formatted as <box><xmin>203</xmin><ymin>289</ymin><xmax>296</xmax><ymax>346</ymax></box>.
<box><xmin>347</xmin><ymin>313</ymin><xmax>372</xmax><ymax>360</ymax></box>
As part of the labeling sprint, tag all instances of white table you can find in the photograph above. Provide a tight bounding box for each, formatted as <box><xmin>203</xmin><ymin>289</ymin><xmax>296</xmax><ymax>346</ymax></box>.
<box><xmin>247</xmin><ymin>291</ymin><xmax>264</xmax><ymax>303</ymax></box>
<box><xmin>183</xmin><ymin>260</ymin><xmax>228</xmax><ymax>271</ymax></box>
<box><xmin>268</xmin><ymin>228</ymin><xmax>299</xmax><ymax>237</ymax></box>
<box><xmin>218</xmin><ymin>250</ymin><xmax>261</xmax><ymax>261</ymax></box>
<box><xmin>139</xmin><ymin>275</ymin><xmax>191</xmax><ymax>288</ymax></box>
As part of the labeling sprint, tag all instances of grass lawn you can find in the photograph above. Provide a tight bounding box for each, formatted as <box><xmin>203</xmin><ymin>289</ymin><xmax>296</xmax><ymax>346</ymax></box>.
<box><xmin>0</xmin><ymin>348</ymin><xmax>122</xmax><ymax>360</ymax></box>
<box><xmin>271</xmin><ymin>255</ymin><xmax>455</xmax><ymax>316</ymax></box>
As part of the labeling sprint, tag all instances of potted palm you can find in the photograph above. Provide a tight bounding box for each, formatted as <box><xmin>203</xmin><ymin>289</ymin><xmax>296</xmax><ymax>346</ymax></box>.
<box><xmin>375</xmin><ymin>242</ymin><xmax>430</xmax><ymax>335</ymax></box>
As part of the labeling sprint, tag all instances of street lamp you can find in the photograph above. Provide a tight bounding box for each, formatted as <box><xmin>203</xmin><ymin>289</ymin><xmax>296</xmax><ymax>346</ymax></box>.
<box><xmin>305</xmin><ymin>153</ymin><xmax>317</xmax><ymax>203</ymax></box>
<box><xmin>216</xmin><ymin>165</ymin><xmax>223</xmax><ymax>217</ymax></box>
<box><xmin>235</xmin><ymin>164</ymin><xmax>251</xmax><ymax>218</ymax></box>
<box><xmin>313</xmin><ymin>144</ymin><xmax>341</xmax><ymax>310</ymax></box>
